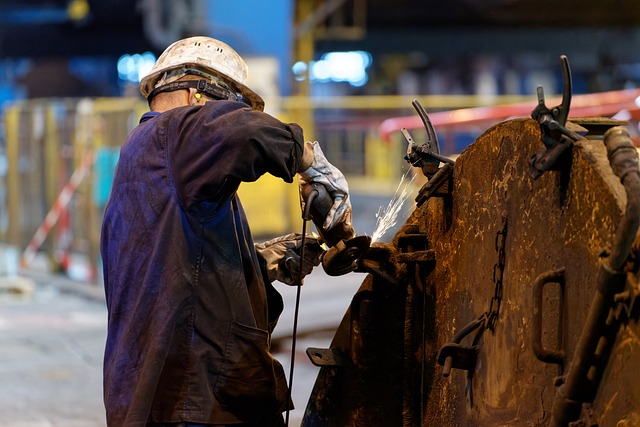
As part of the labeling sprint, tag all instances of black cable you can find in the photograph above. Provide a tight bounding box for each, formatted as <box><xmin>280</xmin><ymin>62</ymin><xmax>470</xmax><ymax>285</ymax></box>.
<box><xmin>285</xmin><ymin>189</ymin><xmax>318</xmax><ymax>427</ymax></box>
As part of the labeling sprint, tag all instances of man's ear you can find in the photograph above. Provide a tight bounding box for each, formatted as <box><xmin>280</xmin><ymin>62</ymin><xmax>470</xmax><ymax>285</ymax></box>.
<box><xmin>187</xmin><ymin>88</ymin><xmax>200</xmax><ymax>105</ymax></box>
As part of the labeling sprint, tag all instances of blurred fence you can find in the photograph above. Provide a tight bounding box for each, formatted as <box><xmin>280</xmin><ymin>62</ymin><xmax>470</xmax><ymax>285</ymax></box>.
<box><xmin>0</xmin><ymin>94</ymin><xmax>530</xmax><ymax>282</ymax></box>
<box><xmin>2</xmin><ymin>98</ymin><xmax>146</xmax><ymax>281</ymax></box>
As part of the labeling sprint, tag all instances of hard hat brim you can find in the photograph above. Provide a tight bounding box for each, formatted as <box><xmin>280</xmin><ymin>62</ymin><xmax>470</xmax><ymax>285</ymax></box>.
<box><xmin>140</xmin><ymin>63</ymin><xmax>265</xmax><ymax>111</ymax></box>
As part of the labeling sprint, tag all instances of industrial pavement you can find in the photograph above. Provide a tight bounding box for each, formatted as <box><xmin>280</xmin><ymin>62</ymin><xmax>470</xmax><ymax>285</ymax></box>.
<box><xmin>0</xmin><ymin>257</ymin><xmax>365</xmax><ymax>427</ymax></box>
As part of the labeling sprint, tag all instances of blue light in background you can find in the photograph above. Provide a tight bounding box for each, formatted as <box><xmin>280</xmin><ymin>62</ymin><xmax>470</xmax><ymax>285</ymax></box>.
<box><xmin>293</xmin><ymin>51</ymin><xmax>373</xmax><ymax>87</ymax></box>
<box><xmin>291</xmin><ymin>61</ymin><xmax>308</xmax><ymax>82</ymax></box>
<box><xmin>117</xmin><ymin>52</ymin><xmax>156</xmax><ymax>84</ymax></box>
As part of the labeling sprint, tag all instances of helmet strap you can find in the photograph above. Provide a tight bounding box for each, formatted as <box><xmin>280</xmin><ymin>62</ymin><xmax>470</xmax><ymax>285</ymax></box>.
<box><xmin>147</xmin><ymin>79</ymin><xmax>252</xmax><ymax>108</ymax></box>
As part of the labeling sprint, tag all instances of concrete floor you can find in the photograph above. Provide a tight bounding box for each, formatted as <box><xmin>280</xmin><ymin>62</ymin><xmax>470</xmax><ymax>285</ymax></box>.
<box><xmin>0</xmin><ymin>274</ymin><xmax>107</xmax><ymax>427</ymax></box>
<box><xmin>0</xmin><ymin>266</ymin><xmax>363</xmax><ymax>427</ymax></box>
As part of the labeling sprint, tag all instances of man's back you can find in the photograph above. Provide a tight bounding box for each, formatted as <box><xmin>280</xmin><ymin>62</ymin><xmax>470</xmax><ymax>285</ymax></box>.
<box><xmin>101</xmin><ymin>102</ymin><xmax>300</xmax><ymax>426</ymax></box>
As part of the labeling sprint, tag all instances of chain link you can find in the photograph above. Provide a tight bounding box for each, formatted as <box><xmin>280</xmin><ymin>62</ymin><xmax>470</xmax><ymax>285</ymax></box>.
<box><xmin>487</xmin><ymin>216</ymin><xmax>508</xmax><ymax>332</ymax></box>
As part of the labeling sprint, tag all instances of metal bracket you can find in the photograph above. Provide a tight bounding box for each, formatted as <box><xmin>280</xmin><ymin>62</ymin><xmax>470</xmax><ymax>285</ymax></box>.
<box><xmin>396</xmin><ymin>249</ymin><xmax>436</xmax><ymax>265</ymax></box>
<box><xmin>438</xmin><ymin>343</ymin><xmax>479</xmax><ymax>378</ymax></box>
<box><xmin>437</xmin><ymin>315</ymin><xmax>486</xmax><ymax>377</ymax></box>
<box><xmin>403</xmin><ymin>99</ymin><xmax>455</xmax><ymax>179</ymax></box>
<box><xmin>306</xmin><ymin>347</ymin><xmax>346</xmax><ymax>368</ymax></box>
<box><xmin>396</xmin><ymin>228</ymin><xmax>436</xmax><ymax>268</ymax></box>
<box><xmin>357</xmin><ymin>243</ymin><xmax>402</xmax><ymax>285</ymax></box>
<box><xmin>529</xmin><ymin>55</ymin><xmax>583</xmax><ymax>180</ymax></box>
<box><xmin>397</xmin><ymin>227</ymin><xmax>428</xmax><ymax>252</ymax></box>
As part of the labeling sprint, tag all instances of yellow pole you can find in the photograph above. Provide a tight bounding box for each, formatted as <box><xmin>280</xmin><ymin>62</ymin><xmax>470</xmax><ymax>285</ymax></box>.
<box><xmin>83</xmin><ymin>99</ymin><xmax>99</xmax><ymax>282</ymax></box>
<box><xmin>294</xmin><ymin>0</ymin><xmax>316</xmax><ymax>139</ymax></box>
<box><xmin>4</xmin><ymin>105</ymin><xmax>21</xmax><ymax>246</ymax></box>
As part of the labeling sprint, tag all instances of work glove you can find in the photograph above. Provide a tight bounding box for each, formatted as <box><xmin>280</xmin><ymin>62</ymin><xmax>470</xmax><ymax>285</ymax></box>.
<box><xmin>255</xmin><ymin>233</ymin><xmax>325</xmax><ymax>285</ymax></box>
<box><xmin>298</xmin><ymin>141</ymin><xmax>354</xmax><ymax>234</ymax></box>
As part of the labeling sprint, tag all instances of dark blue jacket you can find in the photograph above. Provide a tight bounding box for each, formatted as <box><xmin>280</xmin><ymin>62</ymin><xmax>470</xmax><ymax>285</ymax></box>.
<box><xmin>100</xmin><ymin>100</ymin><xmax>305</xmax><ymax>426</ymax></box>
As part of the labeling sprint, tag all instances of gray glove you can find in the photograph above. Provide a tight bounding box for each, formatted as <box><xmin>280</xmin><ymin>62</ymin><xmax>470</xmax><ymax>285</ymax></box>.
<box><xmin>255</xmin><ymin>233</ymin><xmax>325</xmax><ymax>285</ymax></box>
<box><xmin>299</xmin><ymin>141</ymin><xmax>353</xmax><ymax>231</ymax></box>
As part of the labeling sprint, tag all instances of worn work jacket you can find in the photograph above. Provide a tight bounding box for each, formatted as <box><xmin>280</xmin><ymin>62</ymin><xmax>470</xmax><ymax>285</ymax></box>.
<box><xmin>100</xmin><ymin>100</ymin><xmax>305</xmax><ymax>426</ymax></box>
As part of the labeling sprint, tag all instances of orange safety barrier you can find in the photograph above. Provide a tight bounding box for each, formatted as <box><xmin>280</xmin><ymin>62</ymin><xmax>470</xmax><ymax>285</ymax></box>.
<box><xmin>20</xmin><ymin>150</ymin><xmax>94</xmax><ymax>269</ymax></box>
<box><xmin>378</xmin><ymin>88</ymin><xmax>640</xmax><ymax>141</ymax></box>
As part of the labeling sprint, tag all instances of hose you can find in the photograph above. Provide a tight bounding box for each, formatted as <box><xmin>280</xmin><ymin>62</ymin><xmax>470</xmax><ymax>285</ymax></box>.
<box><xmin>550</xmin><ymin>127</ymin><xmax>640</xmax><ymax>426</ymax></box>
<box><xmin>603</xmin><ymin>127</ymin><xmax>640</xmax><ymax>270</ymax></box>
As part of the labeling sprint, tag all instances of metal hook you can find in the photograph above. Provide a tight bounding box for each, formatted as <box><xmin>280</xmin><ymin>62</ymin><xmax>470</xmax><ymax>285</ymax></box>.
<box><xmin>403</xmin><ymin>99</ymin><xmax>454</xmax><ymax>178</ymax></box>
<box><xmin>412</xmin><ymin>99</ymin><xmax>441</xmax><ymax>157</ymax></box>
<box><xmin>529</xmin><ymin>55</ymin><xmax>583</xmax><ymax>179</ymax></box>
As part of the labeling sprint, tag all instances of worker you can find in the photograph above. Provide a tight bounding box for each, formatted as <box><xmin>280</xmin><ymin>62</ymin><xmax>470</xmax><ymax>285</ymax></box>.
<box><xmin>100</xmin><ymin>36</ymin><xmax>355</xmax><ymax>427</ymax></box>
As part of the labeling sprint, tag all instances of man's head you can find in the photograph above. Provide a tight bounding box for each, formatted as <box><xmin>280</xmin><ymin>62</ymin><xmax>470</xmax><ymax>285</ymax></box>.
<box><xmin>140</xmin><ymin>36</ymin><xmax>264</xmax><ymax>111</ymax></box>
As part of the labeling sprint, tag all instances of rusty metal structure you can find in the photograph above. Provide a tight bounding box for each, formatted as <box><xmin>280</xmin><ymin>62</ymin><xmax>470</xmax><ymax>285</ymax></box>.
<box><xmin>303</xmin><ymin>56</ymin><xmax>640</xmax><ymax>426</ymax></box>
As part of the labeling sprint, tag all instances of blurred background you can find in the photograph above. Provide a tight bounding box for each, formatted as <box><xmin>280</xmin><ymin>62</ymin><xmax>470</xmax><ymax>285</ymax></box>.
<box><xmin>2</xmin><ymin>1</ymin><xmax>640</xmax><ymax>425</ymax></box>
<box><xmin>3</xmin><ymin>0</ymin><xmax>640</xmax><ymax>280</ymax></box>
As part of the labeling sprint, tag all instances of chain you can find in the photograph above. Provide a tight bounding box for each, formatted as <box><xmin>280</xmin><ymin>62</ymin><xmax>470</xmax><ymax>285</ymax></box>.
<box><xmin>487</xmin><ymin>216</ymin><xmax>508</xmax><ymax>332</ymax></box>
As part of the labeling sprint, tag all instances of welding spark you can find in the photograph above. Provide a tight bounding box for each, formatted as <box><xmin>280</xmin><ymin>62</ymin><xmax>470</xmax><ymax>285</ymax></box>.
<box><xmin>371</xmin><ymin>171</ymin><xmax>416</xmax><ymax>243</ymax></box>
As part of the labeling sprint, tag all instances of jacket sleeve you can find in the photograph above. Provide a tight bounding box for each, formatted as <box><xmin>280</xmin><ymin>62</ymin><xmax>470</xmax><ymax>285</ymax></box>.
<box><xmin>165</xmin><ymin>101</ymin><xmax>305</xmax><ymax>208</ymax></box>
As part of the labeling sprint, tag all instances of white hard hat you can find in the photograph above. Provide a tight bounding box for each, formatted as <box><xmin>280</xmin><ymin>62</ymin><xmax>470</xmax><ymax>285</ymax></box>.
<box><xmin>140</xmin><ymin>36</ymin><xmax>264</xmax><ymax>111</ymax></box>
